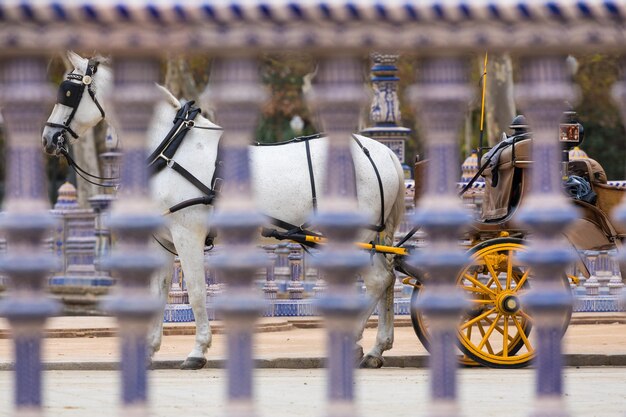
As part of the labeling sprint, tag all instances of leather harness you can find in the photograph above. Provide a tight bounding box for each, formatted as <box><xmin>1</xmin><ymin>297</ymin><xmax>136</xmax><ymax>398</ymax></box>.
<box><xmin>146</xmin><ymin>105</ymin><xmax>388</xmax><ymax>246</ymax></box>
<box><xmin>256</xmin><ymin>134</ymin><xmax>387</xmax><ymax>236</ymax></box>
<box><xmin>147</xmin><ymin>100</ymin><xmax>224</xmax><ymax>214</ymax></box>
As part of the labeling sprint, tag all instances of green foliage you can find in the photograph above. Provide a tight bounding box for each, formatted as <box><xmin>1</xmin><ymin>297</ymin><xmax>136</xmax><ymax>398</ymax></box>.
<box><xmin>255</xmin><ymin>54</ymin><xmax>317</xmax><ymax>143</ymax></box>
<box><xmin>573</xmin><ymin>54</ymin><xmax>626</xmax><ymax>179</ymax></box>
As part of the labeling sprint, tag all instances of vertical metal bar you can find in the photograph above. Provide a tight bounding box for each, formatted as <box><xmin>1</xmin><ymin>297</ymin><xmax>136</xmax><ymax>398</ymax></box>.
<box><xmin>203</xmin><ymin>57</ymin><xmax>268</xmax><ymax>417</ymax></box>
<box><xmin>101</xmin><ymin>56</ymin><xmax>164</xmax><ymax>416</ymax></box>
<box><xmin>0</xmin><ymin>56</ymin><xmax>60</xmax><ymax>417</ymax></box>
<box><xmin>515</xmin><ymin>55</ymin><xmax>578</xmax><ymax>414</ymax></box>
<box><xmin>306</xmin><ymin>56</ymin><xmax>370</xmax><ymax>417</ymax></box>
<box><xmin>407</xmin><ymin>56</ymin><xmax>473</xmax><ymax>413</ymax></box>
<box><xmin>610</xmin><ymin>58</ymin><xmax>626</xmax><ymax>309</ymax></box>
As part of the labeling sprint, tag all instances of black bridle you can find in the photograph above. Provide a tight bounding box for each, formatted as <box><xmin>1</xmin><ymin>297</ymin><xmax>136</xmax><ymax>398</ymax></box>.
<box><xmin>46</xmin><ymin>59</ymin><xmax>106</xmax><ymax>150</ymax></box>
<box><xmin>46</xmin><ymin>59</ymin><xmax>116</xmax><ymax>188</ymax></box>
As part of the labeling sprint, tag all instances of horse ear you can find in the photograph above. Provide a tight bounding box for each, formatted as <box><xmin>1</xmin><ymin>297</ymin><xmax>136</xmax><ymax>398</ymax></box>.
<box><xmin>66</xmin><ymin>51</ymin><xmax>87</xmax><ymax>71</ymax></box>
<box><xmin>155</xmin><ymin>84</ymin><xmax>181</xmax><ymax>110</ymax></box>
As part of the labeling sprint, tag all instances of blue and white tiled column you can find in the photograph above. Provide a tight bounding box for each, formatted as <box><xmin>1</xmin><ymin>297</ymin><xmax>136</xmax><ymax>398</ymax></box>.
<box><xmin>407</xmin><ymin>57</ymin><xmax>473</xmax><ymax>417</ymax></box>
<box><xmin>361</xmin><ymin>53</ymin><xmax>411</xmax><ymax>164</ymax></box>
<box><xmin>203</xmin><ymin>57</ymin><xmax>268</xmax><ymax>417</ymax></box>
<box><xmin>101</xmin><ymin>56</ymin><xmax>164</xmax><ymax>416</ymax></box>
<box><xmin>306</xmin><ymin>56</ymin><xmax>370</xmax><ymax>417</ymax></box>
<box><xmin>0</xmin><ymin>56</ymin><xmax>60</xmax><ymax>417</ymax></box>
<box><xmin>516</xmin><ymin>56</ymin><xmax>578</xmax><ymax>417</ymax></box>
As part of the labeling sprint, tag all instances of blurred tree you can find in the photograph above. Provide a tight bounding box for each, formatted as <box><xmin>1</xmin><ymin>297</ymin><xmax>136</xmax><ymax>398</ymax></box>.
<box><xmin>484</xmin><ymin>53</ymin><xmax>516</xmax><ymax>147</ymax></box>
<box><xmin>396</xmin><ymin>55</ymin><xmax>422</xmax><ymax>163</ymax></box>
<box><xmin>573</xmin><ymin>54</ymin><xmax>626</xmax><ymax>179</ymax></box>
<box><xmin>256</xmin><ymin>54</ymin><xmax>317</xmax><ymax>143</ymax></box>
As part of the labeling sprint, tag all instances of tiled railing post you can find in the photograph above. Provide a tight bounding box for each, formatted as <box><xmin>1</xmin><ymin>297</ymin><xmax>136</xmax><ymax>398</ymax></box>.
<box><xmin>610</xmin><ymin>60</ymin><xmax>626</xmax><ymax>309</ymax></box>
<box><xmin>0</xmin><ymin>55</ymin><xmax>60</xmax><ymax>417</ymax></box>
<box><xmin>101</xmin><ymin>56</ymin><xmax>164</xmax><ymax>416</ymax></box>
<box><xmin>0</xmin><ymin>237</ymin><xmax>6</xmax><ymax>290</ymax></box>
<box><xmin>515</xmin><ymin>55</ymin><xmax>578</xmax><ymax>417</ymax></box>
<box><xmin>407</xmin><ymin>57</ymin><xmax>473</xmax><ymax>417</ymax></box>
<box><xmin>306</xmin><ymin>56</ymin><xmax>370</xmax><ymax>417</ymax></box>
<box><xmin>203</xmin><ymin>57</ymin><xmax>267</xmax><ymax>417</ymax></box>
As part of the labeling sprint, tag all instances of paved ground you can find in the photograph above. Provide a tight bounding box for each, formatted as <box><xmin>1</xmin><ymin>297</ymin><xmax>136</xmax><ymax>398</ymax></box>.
<box><xmin>0</xmin><ymin>368</ymin><xmax>624</xmax><ymax>417</ymax></box>
<box><xmin>0</xmin><ymin>314</ymin><xmax>624</xmax><ymax>416</ymax></box>
<box><xmin>0</xmin><ymin>314</ymin><xmax>625</xmax><ymax>369</ymax></box>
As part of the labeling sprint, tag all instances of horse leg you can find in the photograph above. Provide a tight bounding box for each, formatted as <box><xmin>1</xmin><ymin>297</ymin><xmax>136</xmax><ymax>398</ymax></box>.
<box><xmin>353</xmin><ymin>289</ymin><xmax>380</xmax><ymax>363</ymax></box>
<box><xmin>148</xmin><ymin>251</ymin><xmax>175</xmax><ymax>362</ymax></box>
<box><xmin>172</xmin><ymin>229</ymin><xmax>212</xmax><ymax>370</ymax></box>
<box><xmin>359</xmin><ymin>255</ymin><xmax>396</xmax><ymax>369</ymax></box>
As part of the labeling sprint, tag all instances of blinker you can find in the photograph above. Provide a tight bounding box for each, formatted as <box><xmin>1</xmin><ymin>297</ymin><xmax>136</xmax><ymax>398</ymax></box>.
<box><xmin>56</xmin><ymin>80</ymin><xmax>84</xmax><ymax>108</ymax></box>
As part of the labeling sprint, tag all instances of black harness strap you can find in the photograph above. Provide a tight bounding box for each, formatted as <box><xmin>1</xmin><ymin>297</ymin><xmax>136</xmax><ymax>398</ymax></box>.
<box><xmin>265</xmin><ymin>215</ymin><xmax>319</xmax><ymax>237</ymax></box>
<box><xmin>146</xmin><ymin>101</ymin><xmax>223</xmax><ymax>214</ymax></box>
<box><xmin>304</xmin><ymin>139</ymin><xmax>318</xmax><ymax>212</ymax></box>
<box><xmin>147</xmin><ymin>101</ymin><xmax>200</xmax><ymax>171</ymax></box>
<box><xmin>168</xmin><ymin>160</ymin><xmax>215</xmax><ymax>197</ymax></box>
<box><xmin>352</xmin><ymin>135</ymin><xmax>386</xmax><ymax>233</ymax></box>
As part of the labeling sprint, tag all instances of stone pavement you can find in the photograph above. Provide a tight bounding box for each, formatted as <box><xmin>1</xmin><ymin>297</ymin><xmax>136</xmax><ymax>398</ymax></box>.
<box><xmin>0</xmin><ymin>368</ymin><xmax>624</xmax><ymax>417</ymax></box>
<box><xmin>0</xmin><ymin>314</ymin><xmax>625</xmax><ymax>417</ymax></box>
<box><xmin>0</xmin><ymin>313</ymin><xmax>625</xmax><ymax>369</ymax></box>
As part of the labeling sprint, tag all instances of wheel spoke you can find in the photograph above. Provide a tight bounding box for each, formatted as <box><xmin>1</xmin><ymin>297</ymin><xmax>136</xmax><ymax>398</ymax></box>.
<box><xmin>518</xmin><ymin>309</ymin><xmax>533</xmax><ymax>323</ymax></box>
<box><xmin>515</xmin><ymin>268</ymin><xmax>531</xmax><ymax>291</ymax></box>
<box><xmin>469</xmin><ymin>299</ymin><xmax>495</xmax><ymax>304</ymax></box>
<box><xmin>503</xmin><ymin>317</ymin><xmax>509</xmax><ymax>357</ymax></box>
<box><xmin>512</xmin><ymin>315</ymin><xmax>533</xmax><ymax>351</ymax></box>
<box><xmin>506</xmin><ymin>250</ymin><xmax>513</xmax><ymax>290</ymax></box>
<box><xmin>485</xmin><ymin>260</ymin><xmax>503</xmax><ymax>291</ymax></box>
<box><xmin>463</xmin><ymin>272</ymin><xmax>496</xmax><ymax>296</ymax></box>
<box><xmin>477</xmin><ymin>313</ymin><xmax>501</xmax><ymax>350</ymax></box>
<box><xmin>484</xmin><ymin>316</ymin><xmax>516</xmax><ymax>342</ymax></box>
<box><xmin>460</xmin><ymin>307</ymin><xmax>497</xmax><ymax>330</ymax></box>
<box><xmin>476</xmin><ymin>320</ymin><xmax>495</xmax><ymax>355</ymax></box>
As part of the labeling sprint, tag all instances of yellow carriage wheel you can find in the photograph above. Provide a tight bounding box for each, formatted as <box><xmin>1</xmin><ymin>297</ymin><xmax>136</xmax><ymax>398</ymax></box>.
<box><xmin>456</xmin><ymin>238</ymin><xmax>533</xmax><ymax>368</ymax></box>
<box><xmin>410</xmin><ymin>237</ymin><xmax>571</xmax><ymax>369</ymax></box>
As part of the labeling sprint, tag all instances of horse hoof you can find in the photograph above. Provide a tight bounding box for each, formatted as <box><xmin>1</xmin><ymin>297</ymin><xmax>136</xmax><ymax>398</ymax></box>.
<box><xmin>359</xmin><ymin>354</ymin><xmax>384</xmax><ymax>369</ymax></box>
<box><xmin>180</xmin><ymin>357</ymin><xmax>207</xmax><ymax>370</ymax></box>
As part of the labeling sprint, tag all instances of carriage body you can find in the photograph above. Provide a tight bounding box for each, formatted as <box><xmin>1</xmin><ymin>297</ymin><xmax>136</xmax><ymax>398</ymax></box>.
<box><xmin>409</xmin><ymin>136</ymin><xmax>625</xmax><ymax>368</ymax></box>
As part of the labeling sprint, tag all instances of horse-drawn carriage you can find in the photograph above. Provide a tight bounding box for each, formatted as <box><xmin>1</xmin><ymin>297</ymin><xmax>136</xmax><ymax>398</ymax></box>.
<box><xmin>403</xmin><ymin>114</ymin><xmax>626</xmax><ymax>368</ymax></box>
<box><xmin>43</xmin><ymin>53</ymin><xmax>624</xmax><ymax>370</ymax></box>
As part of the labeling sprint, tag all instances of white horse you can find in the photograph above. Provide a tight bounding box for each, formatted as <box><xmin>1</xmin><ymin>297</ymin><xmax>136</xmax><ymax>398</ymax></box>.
<box><xmin>42</xmin><ymin>52</ymin><xmax>406</xmax><ymax>369</ymax></box>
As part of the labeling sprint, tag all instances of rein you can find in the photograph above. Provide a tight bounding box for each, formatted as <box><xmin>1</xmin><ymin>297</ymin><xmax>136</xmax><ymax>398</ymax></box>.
<box><xmin>60</xmin><ymin>148</ymin><xmax>118</xmax><ymax>188</ymax></box>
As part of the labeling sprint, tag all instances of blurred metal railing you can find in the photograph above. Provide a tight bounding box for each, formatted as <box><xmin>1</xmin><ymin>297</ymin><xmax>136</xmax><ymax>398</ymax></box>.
<box><xmin>1</xmin><ymin>1</ymin><xmax>626</xmax><ymax>417</ymax></box>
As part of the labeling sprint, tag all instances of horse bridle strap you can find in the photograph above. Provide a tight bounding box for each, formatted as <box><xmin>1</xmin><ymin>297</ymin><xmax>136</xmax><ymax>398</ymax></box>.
<box><xmin>45</xmin><ymin>59</ymin><xmax>105</xmax><ymax>140</ymax></box>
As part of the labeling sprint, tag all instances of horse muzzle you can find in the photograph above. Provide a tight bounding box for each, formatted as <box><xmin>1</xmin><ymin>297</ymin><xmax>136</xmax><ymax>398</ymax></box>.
<box><xmin>42</xmin><ymin>129</ymin><xmax>66</xmax><ymax>156</ymax></box>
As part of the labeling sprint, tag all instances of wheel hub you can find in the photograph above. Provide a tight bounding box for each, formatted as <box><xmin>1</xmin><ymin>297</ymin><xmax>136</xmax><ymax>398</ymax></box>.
<box><xmin>496</xmin><ymin>291</ymin><xmax>520</xmax><ymax>314</ymax></box>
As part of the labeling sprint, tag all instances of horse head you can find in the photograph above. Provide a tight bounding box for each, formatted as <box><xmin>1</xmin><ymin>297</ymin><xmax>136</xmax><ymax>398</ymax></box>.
<box><xmin>42</xmin><ymin>51</ymin><xmax>112</xmax><ymax>155</ymax></box>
